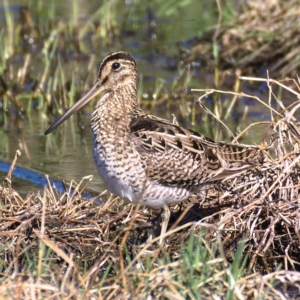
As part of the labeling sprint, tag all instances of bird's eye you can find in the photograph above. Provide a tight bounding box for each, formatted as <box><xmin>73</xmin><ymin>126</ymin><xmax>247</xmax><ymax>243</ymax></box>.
<box><xmin>112</xmin><ymin>62</ymin><xmax>121</xmax><ymax>70</ymax></box>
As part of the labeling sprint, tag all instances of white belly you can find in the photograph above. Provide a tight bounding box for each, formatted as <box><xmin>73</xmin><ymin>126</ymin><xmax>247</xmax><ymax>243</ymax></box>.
<box><xmin>92</xmin><ymin>135</ymin><xmax>192</xmax><ymax>208</ymax></box>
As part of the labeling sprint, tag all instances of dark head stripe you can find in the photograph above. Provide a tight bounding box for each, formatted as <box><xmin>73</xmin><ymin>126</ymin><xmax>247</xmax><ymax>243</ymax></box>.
<box><xmin>98</xmin><ymin>52</ymin><xmax>136</xmax><ymax>77</ymax></box>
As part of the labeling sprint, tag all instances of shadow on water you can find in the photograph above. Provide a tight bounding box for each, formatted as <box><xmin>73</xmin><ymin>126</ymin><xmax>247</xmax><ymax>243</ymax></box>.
<box><xmin>0</xmin><ymin>159</ymin><xmax>102</xmax><ymax>203</ymax></box>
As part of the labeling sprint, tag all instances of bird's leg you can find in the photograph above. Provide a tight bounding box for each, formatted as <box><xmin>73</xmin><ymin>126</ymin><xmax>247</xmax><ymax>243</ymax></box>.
<box><xmin>159</xmin><ymin>205</ymin><xmax>171</xmax><ymax>245</ymax></box>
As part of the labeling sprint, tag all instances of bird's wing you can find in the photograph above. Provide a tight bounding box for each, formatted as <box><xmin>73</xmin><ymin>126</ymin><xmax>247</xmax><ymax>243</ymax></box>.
<box><xmin>130</xmin><ymin>115</ymin><xmax>262</xmax><ymax>187</ymax></box>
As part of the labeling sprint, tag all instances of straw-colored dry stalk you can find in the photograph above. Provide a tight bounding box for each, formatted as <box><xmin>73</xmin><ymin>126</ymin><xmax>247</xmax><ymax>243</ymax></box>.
<box><xmin>1</xmin><ymin>78</ymin><xmax>300</xmax><ymax>299</ymax></box>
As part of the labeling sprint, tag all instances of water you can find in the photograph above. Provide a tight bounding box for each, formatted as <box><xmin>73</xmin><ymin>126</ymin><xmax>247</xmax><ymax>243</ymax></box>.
<box><xmin>0</xmin><ymin>0</ymin><xmax>294</xmax><ymax>195</ymax></box>
<box><xmin>0</xmin><ymin>113</ymin><xmax>100</xmax><ymax>194</ymax></box>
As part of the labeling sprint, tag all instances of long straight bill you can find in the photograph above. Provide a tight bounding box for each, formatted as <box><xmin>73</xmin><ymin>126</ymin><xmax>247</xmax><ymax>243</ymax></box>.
<box><xmin>44</xmin><ymin>82</ymin><xmax>102</xmax><ymax>135</ymax></box>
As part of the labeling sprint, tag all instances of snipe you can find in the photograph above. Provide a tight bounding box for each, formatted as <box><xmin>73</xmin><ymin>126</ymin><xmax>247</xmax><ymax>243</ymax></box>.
<box><xmin>45</xmin><ymin>52</ymin><xmax>264</xmax><ymax>245</ymax></box>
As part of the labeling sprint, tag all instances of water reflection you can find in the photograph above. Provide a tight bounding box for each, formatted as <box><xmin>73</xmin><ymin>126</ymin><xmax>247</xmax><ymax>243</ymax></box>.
<box><xmin>0</xmin><ymin>112</ymin><xmax>102</xmax><ymax>193</ymax></box>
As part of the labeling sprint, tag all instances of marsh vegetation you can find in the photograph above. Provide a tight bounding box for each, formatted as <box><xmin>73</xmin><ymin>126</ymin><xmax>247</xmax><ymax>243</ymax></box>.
<box><xmin>1</xmin><ymin>0</ymin><xmax>300</xmax><ymax>299</ymax></box>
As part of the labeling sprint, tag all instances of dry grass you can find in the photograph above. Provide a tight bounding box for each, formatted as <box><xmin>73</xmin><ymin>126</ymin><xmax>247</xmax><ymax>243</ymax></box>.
<box><xmin>193</xmin><ymin>76</ymin><xmax>300</xmax><ymax>269</ymax></box>
<box><xmin>1</xmin><ymin>77</ymin><xmax>300</xmax><ymax>299</ymax></box>
<box><xmin>180</xmin><ymin>0</ymin><xmax>300</xmax><ymax>78</ymax></box>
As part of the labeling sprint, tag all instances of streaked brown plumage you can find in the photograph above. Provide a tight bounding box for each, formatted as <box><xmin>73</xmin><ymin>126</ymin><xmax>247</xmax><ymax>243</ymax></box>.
<box><xmin>45</xmin><ymin>52</ymin><xmax>264</xmax><ymax>245</ymax></box>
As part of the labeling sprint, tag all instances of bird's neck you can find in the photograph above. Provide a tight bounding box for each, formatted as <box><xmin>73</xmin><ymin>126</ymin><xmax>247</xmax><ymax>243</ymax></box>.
<box><xmin>91</xmin><ymin>85</ymin><xmax>143</xmax><ymax>139</ymax></box>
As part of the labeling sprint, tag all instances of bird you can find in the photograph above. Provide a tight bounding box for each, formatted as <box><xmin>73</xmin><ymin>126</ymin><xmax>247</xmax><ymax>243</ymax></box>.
<box><xmin>45</xmin><ymin>51</ymin><xmax>265</xmax><ymax>245</ymax></box>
